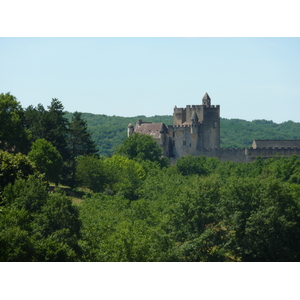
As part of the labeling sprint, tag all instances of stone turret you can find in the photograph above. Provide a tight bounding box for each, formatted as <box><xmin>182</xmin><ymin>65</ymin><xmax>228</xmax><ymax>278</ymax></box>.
<box><xmin>190</xmin><ymin>111</ymin><xmax>198</xmax><ymax>135</ymax></box>
<box><xmin>127</xmin><ymin>123</ymin><xmax>134</xmax><ymax>137</ymax></box>
<box><xmin>202</xmin><ymin>92</ymin><xmax>211</xmax><ymax>106</ymax></box>
<box><xmin>159</xmin><ymin>123</ymin><xmax>165</xmax><ymax>134</ymax></box>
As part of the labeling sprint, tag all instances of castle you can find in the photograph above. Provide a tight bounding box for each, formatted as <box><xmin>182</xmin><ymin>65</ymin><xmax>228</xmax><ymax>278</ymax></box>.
<box><xmin>128</xmin><ymin>93</ymin><xmax>300</xmax><ymax>163</ymax></box>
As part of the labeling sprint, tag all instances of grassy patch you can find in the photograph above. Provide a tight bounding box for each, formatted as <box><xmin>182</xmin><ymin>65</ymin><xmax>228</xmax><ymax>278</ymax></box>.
<box><xmin>48</xmin><ymin>183</ymin><xmax>88</xmax><ymax>206</ymax></box>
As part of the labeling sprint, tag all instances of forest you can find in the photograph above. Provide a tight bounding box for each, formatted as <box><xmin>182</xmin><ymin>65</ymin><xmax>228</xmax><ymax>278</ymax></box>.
<box><xmin>1</xmin><ymin>92</ymin><xmax>300</xmax><ymax>262</ymax></box>
<box><xmin>65</xmin><ymin>111</ymin><xmax>300</xmax><ymax>156</ymax></box>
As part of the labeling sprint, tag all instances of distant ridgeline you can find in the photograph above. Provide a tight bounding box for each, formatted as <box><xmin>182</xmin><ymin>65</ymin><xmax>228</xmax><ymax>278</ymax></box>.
<box><xmin>65</xmin><ymin>99</ymin><xmax>300</xmax><ymax>160</ymax></box>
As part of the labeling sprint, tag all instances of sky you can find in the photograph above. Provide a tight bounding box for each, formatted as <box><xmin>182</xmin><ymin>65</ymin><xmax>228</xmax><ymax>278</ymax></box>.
<box><xmin>1</xmin><ymin>37</ymin><xmax>299</xmax><ymax>123</ymax></box>
<box><xmin>1</xmin><ymin>0</ymin><xmax>300</xmax><ymax>125</ymax></box>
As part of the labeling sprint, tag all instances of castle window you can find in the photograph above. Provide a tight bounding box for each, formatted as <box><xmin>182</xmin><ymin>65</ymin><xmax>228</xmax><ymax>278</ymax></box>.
<box><xmin>183</xmin><ymin>141</ymin><xmax>186</xmax><ymax>146</ymax></box>
<box><xmin>173</xmin><ymin>140</ymin><xmax>175</xmax><ymax>146</ymax></box>
<box><xmin>173</xmin><ymin>132</ymin><xmax>175</xmax><ymax>137</ymax></box>
<box><xmin>213</xmin><ymin>121</ymin><xmax>217</xmax><ymax>128</ymax></box>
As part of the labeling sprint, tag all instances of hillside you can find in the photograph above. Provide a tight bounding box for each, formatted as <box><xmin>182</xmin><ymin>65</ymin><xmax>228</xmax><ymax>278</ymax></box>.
<box><xmin>65</xmin><ymin>112</ymin><xmax>173</xmax><ymax>156</ymax></box>
<box><xmin>220</xmin><ymin>118</ymin><xmax>300</xmax><ymax>148</ymax></box>
<box><xmin>65</xmin><ymin>112</ymin><xmax>300</xmax><ymax>156</ymax></box>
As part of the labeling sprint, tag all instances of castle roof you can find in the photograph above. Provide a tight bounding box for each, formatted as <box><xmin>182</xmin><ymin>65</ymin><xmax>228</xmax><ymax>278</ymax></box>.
<box><xmin>202</xmin><ymin>93</ymin><xmax>211</xmax><ymax>100</ymax></box>
<box><xmin>252</xmin><ymin>140</ymin><xmax>300</xmax><ymax>149</ymax></box>
<box><xmin>134</xmin><ymin>122</ymin><xmax>169</xmax><ymax>138</ymax></box>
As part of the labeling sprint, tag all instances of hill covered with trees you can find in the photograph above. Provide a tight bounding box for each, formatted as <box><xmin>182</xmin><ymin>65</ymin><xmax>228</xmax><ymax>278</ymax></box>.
<box><xmin>64</xmin><ymin>112</ymin><xmax>173</xmax><ymax>156</ymax></box>
<box><xmin>64</xmin><ymin>112</ymin><xmax>300</xmax><ymax>156</ymax></box>
<box><xmin>220</xmin><ymin>118</ymin><xmax>300</xmax><ymax>148</ymax></box>
<box><xmin>2</xmin><ymin>92</ymin><xmax>300</xmax><ymax>262</ymax></box>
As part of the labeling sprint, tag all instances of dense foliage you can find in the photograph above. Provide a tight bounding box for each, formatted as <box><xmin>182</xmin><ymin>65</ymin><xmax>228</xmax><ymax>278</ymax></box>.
<box><xmin>0</xmin><ymin>153</ymin><xmax>81</xmax><ymax>261</ymax></box>
<box><xmin>2</xmin><ymin>92</ymin><xmax>300</xmax><ymax>262</ymax></box>
<box><xmin>28</xmin><ymin>139</ymin><xmax>63</xmax><ymax>185</ymax></box>
<box><xmin>77</xmin><ymin>154</ymin><xmax>300</xmax><ymax>262</ymax></box>
<box><xmin>0</xmin><ymin>93</ymin><xmax>30</xmax><ymax>153</ymax></box>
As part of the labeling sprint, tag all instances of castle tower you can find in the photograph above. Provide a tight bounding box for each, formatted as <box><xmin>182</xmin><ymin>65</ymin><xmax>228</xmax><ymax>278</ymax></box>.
<box><xmin>200</xmin><ymin>93</ymin><xmax>220</xmax><ymax>149</ymax></box>
<box><xmin>127</xmin><ymin>123</ymin><xmax>134</xmax><ymax>137</ymax></box>
<box><xmin>173</xmin><ymin>106</ymin><xmax>186</xmax><ymax>126</ymax></box>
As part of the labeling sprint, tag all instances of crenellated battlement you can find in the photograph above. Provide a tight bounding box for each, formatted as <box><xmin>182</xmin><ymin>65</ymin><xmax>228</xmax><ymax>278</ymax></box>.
<box><xmin>250</xmin><ymin>147</ymin><xmax>300</xmax><ymax>150</ymax></box>
<box><xmin>206</xmin><ymin>105</ymin><xmax>220</xmax><ymax>109</ymax></box>
<box><xmin>169</xmin><ymin>124</ymin><xmax>191</xmax><ymax>129</ymax></box>
<box><xmin>175</xmin><ymin>104</ymin><xmax>220</xmax><ymax>110</ymax></box>
<box><xmin>186</xmin><ymin>105</ymin><xmax>202</xmax><ymax>109</ymax></box>
<box><xmin>174</xmin><ymin>107</ymin><xmax>186</xmax><ymax>112</ymax></box>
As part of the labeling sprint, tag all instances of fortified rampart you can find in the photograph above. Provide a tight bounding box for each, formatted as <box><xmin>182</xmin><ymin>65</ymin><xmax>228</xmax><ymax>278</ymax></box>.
<box><xmin>198</xmin><ymin>147</ymin><xmax>300</xmax><ymax>163</ymax></box>
<box><xmin>245</xmin><ymin>147</ymin><xmax>300</xmax><ymax>159</ymax></box>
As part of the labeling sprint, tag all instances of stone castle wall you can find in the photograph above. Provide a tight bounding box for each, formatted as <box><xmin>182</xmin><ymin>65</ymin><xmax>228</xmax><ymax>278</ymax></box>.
<box><xmin>197</xmin><ymin>147</ymin><xmax>300</xmax><ymax>163</ymax></box>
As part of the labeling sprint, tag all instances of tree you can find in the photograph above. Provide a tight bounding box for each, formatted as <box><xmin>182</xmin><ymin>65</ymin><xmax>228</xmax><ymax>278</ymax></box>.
<box><xmin>69</xmin><ymin>112</ymin><xmax>97</xmax><ymax>157</ymax></box>
<box><xmin>78</xmin><ymin>194</ymin><xmax>176</xmax><ymax>262</ymax></box>
<box><xmin>116</xmin><ymin>133</ymin><xmax>168</xmax><ymax>167</ymax></box>
<box><xmin>103</xmin><ymin>155</ymin><xmax>146</xmax><ymax>200</ymax></box>
<box><xmin>0</xmin><ymin>176</ymin><xmax>82</xmax><ymax>262</ymax></box>
<box><xmin>24</xmin><ymin>99</ymin><xmax>70</xmax><ymax>160</ymax></box>
<box><xmin>0</xmin><ymin>150</ymin><xmax>36</xmax><ymax>192</ymax></box>
<box><xmin>2</xmin><ymin>175</ymin><xmax>48</xmax><ymax>213</ymax></box>
<box><xmin>176</xmin><ymin>155</ymin><xmax>209</xmax><ymax>176</ymax></box>
<box><xmin>0</xmin><ymin>92</ymin><xmax>29</xmax><ymax>153</ymax></box>
<box><xmin>76</xmin><ymin>155</ymin><xmax>106</xmax><ymax>193</ymax></box>
<box><xmin>219</xmin><ymin>177</ymin><xmax>300</xmax><ymax>261</ymax></box>
<box><xmin>24</xmin><ymin>104</ymin><xmax>49</xmax><ymax>143</ymax></box>
<box><xmin>0</xmin><ymin>211</ymin><xmax>34</xmax><ymax>261</ymax></box>
<box><xmin>68</xmin><ymin>111</ymin><xmax>98</xmax><ymax>186</ymax></box>
<box><xmin>46</xmin><ymin>98</ymin><xmax>70</xmax><ymax>161</ymax></box>
<box><xmin>28</xmin><ymin>139</ymin><xmax>63</xmax><ymax>185</ymax></box>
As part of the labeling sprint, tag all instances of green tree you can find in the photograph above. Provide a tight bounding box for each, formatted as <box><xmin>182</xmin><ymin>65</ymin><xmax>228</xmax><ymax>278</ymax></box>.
<box><xmin>0</xmin><ymin>92</ymin><xmax>29</xmax><ymax>153</ymax></box>
<box><xmin>103</xmin><ymin>155</ymin><xmax>146</xmax><ymax>200</ymax></box>
<box><xmin>0</xmin><ymin>150</ymin><xmax>36</xmax><ymax>193</ymax></box>
<box><xmin>0</xmin><ymin>208</ymin><xmax>34</xmax><ymax>261</ymax></box>
<box><xmin>46</xmin><ymin>98</ymin><xmax>70</xmax><ymax>161</ymax></box>
<box><xmin>2</xmin><ymin>175</ymin><xmax>48</xmax><ymax>213</ymax></box>
<box><xmin>76</xmin><ymin>155</ymin><xmax>106</xmax><ymax>192</ymax></box>
<box><xmin>116</xmin><ymin>133</ymin><xmax>168</xmax><ymax>167</ymax></box>
<box><xmin>0</xmin><ymin>176</ymin><xmax>82</xmax><ymax>261</ymax></box>
<box><xmin>78</xmin><ymin>194</ymin><xmax>176</xmax><ymax>262</ymax></box>
<box><xmin>28</xmin><ymin>139</ymin><xmax>63</xmax><ymax>185</ymax></box>
<box><xmin>219</xmin><ymin>177</ymin><xmax>300</xmax><ymax>261</ymax></box>
<box><xmin>24</xmin><ymin>99</ymin><xmax>70</xmax><ymax>160</ymax></box>
<box><xmin>69</xmin><ymin>111</ymin><xmax>98</xmax><ymax>157</ymax></box>
<box><xmin>24</xmin><ymin>104</ymin><xmax>50</xmax><ymax>143</ymax></box>
<box><xmin>176</xmin><ymin>155</ymin><xmax>209</xmax><ymax>176</ymax></box>
<box><xmin>68</xmin><ymin>111</ymin><xmax>98</xmax><ymax>186</ymax></box>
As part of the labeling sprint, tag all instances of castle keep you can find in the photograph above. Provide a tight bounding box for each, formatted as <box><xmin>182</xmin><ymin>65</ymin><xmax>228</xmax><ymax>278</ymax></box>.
<box><xmin>128</xmin><ymin>93</ymin><xmax>300</xmax><ymax>163</ymax></box>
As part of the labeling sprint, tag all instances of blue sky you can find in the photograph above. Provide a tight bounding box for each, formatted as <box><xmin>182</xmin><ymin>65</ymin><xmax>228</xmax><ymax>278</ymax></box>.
<box><xmin>1</xmin><ymin>37</ymin><xmax>299</xmax><ymax>123</ymax></box>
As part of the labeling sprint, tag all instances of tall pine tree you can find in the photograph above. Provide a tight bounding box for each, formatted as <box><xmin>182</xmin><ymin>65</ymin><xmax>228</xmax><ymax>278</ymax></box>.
<box><xmin>68</xmin><ymin>111</ymin><xmax>98</xmax><ymax>186</ymax></box>
<box><xmin>46</xmin><ymin>98</ymin><xmax>70</xmax><ymax>161</ymax></box>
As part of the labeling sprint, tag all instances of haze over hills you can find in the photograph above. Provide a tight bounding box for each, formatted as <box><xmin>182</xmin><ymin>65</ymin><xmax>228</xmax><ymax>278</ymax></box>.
<box><xmin>65</xmin><ymin>112</ymin><xmax>300</xmax><ymax>157</ymax></box>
